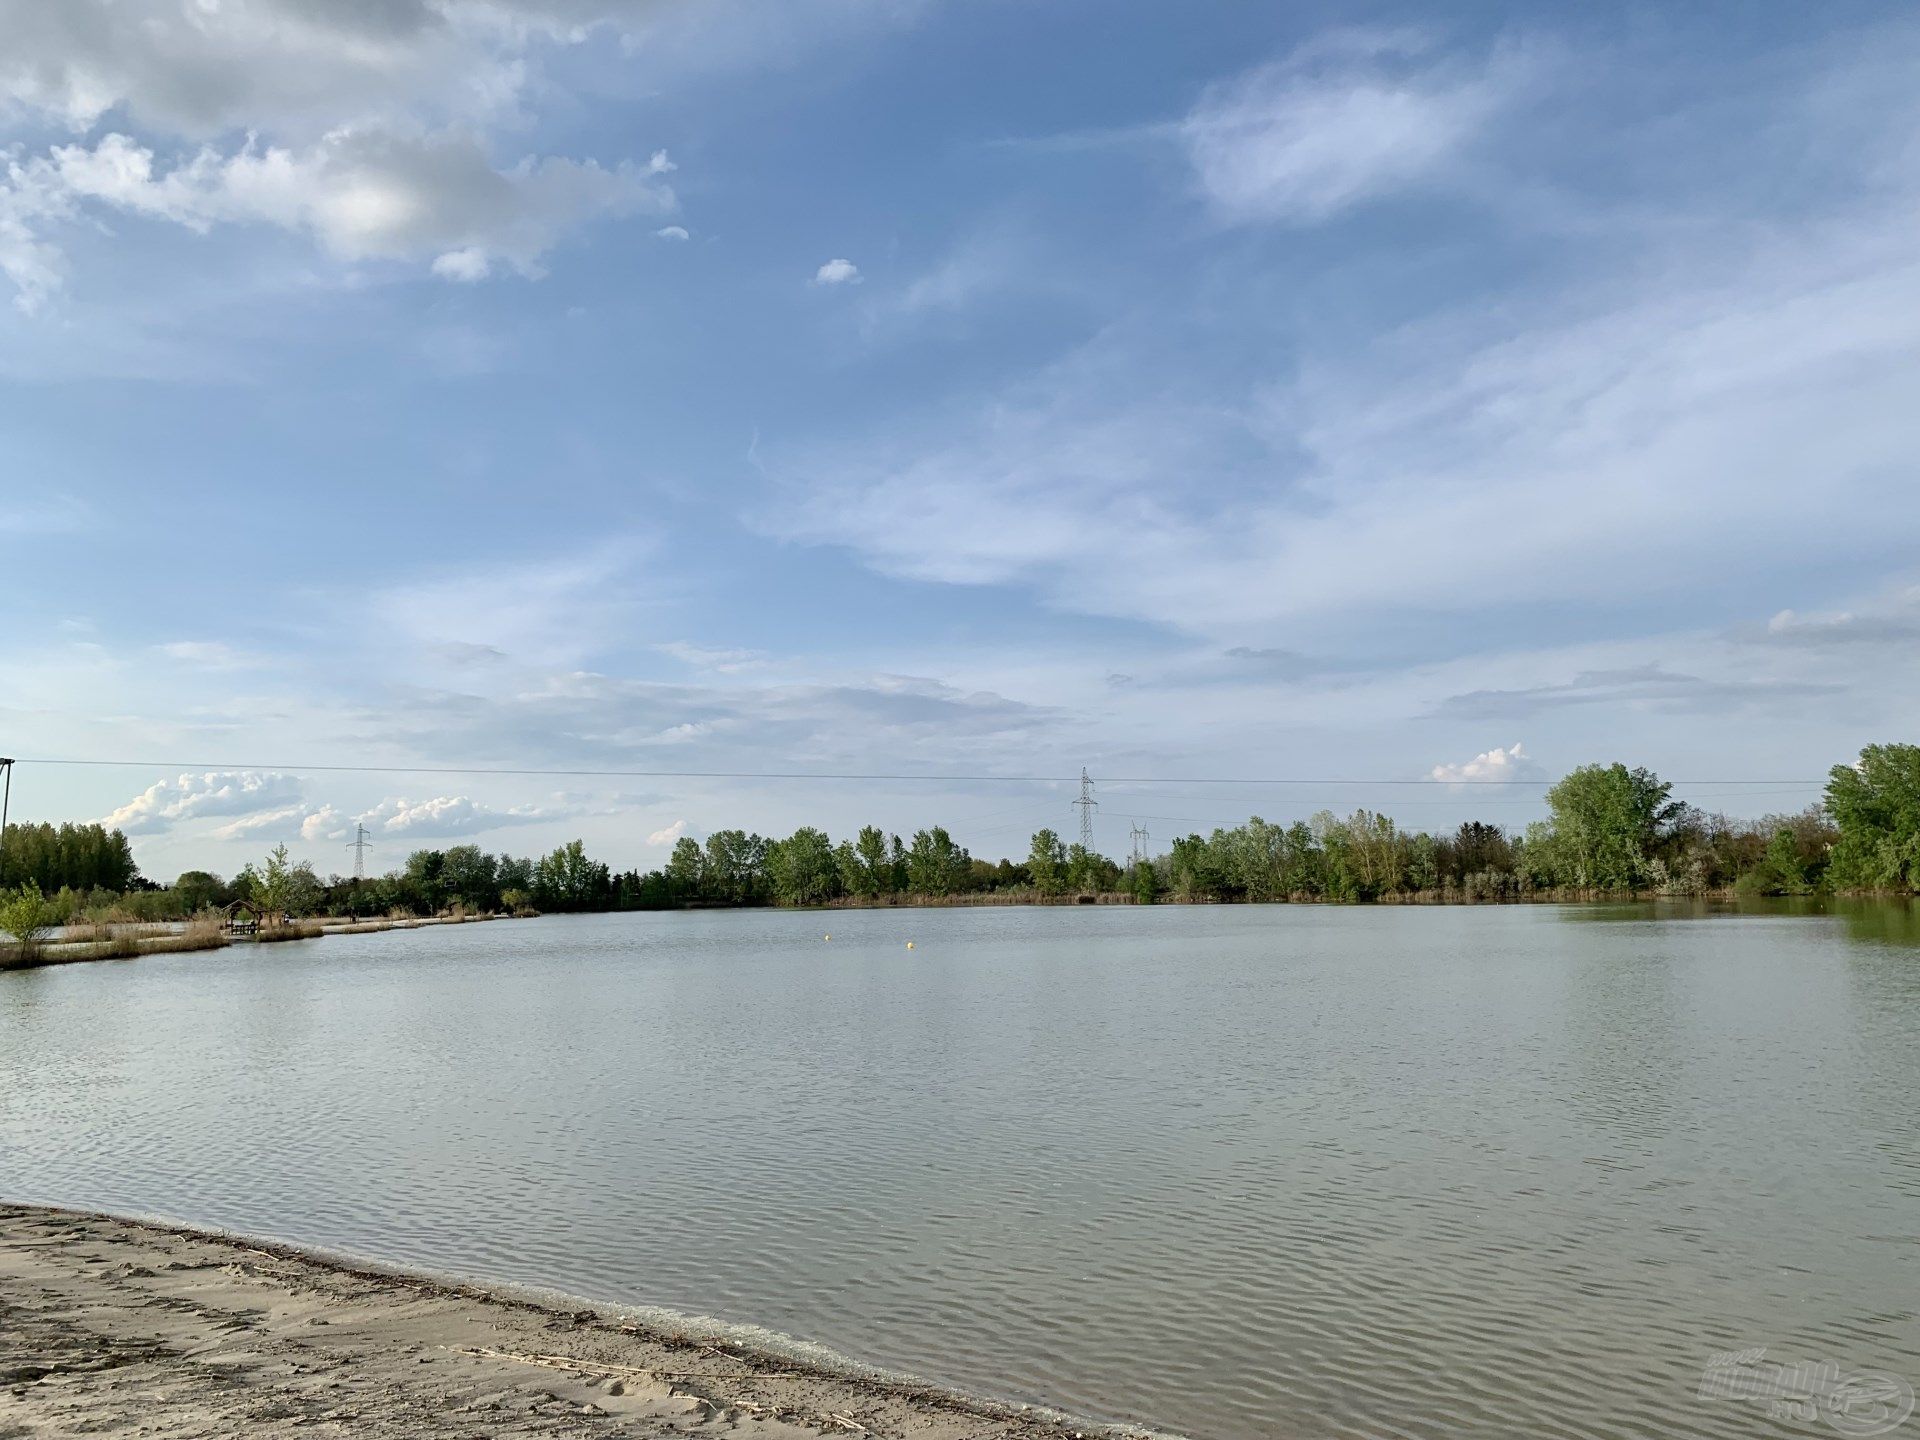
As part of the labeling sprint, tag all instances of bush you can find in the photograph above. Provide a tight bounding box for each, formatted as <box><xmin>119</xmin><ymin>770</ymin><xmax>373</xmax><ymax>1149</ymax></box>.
<box><xmin>0</xmin><ymin>883</ymin><xmax>60</xmax><ymax>958</ymax></box>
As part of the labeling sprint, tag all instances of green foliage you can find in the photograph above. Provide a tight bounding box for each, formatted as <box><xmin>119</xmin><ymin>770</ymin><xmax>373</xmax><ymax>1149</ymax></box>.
<box><xmin>1027</xmin><ymin>829</ymin><xmax>1067</xmax><ymax>895</ymax></box>
<box><xmin>0</xmin><ymin>822</ymin><xmax>141</xmax><ymax>892</ymax></box>
<box><xmin>0</xmin><ymin>882</ymin><xmax>59</xmax><ymax>955</ymax></box>
<box><xmin>533</xmin><ymin>840</ymin><xmax>612</xmax><ymax>912</ymax></box>
<box><xmin>905</xmin><ymin>827</ymin><xmax>969</xmax><ymax>896</ymax></box>
<box><xmin>1826</xmin><ymin>744</ymin><xmax>1920</xmax><ymax>892</ymax></box>
<box><xmin>767</xmin><ymin>827</ymin><xmax>839</xmax><ymax>906</ymax></box>
<box><xmin>1132</xmin><ymin>859</ymin><xmax>1161</xmax><ymax>904</ymax></box>
<box><xmin>665</xmin><ymin>836</ymin><xmax>706</xmax><ymax>900</ymax></box>
<box><xmin>239</xmin><ymin>843</ymin><xmax>324</xmax><ymax>918</ymax></box>
<box><xmin>1527</xmin><ymin>764</ymin><xmax>1682</xmax><ymax>892</ymax></box>
<box><xmin>173</xmin><ymin>870</ymin><xmax>226</xmax><ymax>912</ymax></box>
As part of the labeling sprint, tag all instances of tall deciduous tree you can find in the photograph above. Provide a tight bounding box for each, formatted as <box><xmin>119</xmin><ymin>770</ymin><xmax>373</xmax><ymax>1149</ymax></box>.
<box><xmin>1027</xmin><ymin>828</ymin><xmax>1066</xmax><ymax>895</ymax></box>
<box><xmin>1826</xmin><ymin>743</ymin><xmax>1920</xmax><ymax>891</ymax></box>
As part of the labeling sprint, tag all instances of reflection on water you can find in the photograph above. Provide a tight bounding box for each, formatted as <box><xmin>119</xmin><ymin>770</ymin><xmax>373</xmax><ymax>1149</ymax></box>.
<box><xmin>3</xmin><ymin>904</ymin><xmax>1917</xmax><ymax>1440</ymax></box>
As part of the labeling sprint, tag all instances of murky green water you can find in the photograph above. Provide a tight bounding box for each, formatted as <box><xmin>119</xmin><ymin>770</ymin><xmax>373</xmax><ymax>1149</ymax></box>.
<box><xmin>3</xmin><ymin>902</ymin><xmax>1917</xmax><ymax>1438</ymax></box>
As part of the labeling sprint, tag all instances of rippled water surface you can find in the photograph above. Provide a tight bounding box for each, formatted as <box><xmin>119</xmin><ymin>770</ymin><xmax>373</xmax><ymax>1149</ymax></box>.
<box><xmin>5</xmin><ymin>903</ymin><xmax>1919</xmax><ymax>1438</ymax></box>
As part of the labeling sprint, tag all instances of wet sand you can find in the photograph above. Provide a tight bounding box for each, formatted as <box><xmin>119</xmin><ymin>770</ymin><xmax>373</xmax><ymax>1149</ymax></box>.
<box><xmin>0</xmin><ymin>1205</ymin><xmax>1134</xmax><ymax>1440</ymax></box>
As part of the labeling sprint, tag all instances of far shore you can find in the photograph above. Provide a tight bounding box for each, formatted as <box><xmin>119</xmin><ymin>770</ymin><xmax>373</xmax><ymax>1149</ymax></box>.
<box><xmin>0</xmin><ymin>1202</ymin><xmax>1146</xmax><ymax>1440</ymax></box>
<box><xmin>3</xmin><ymin>888</ymin><xmax>1894</xmax><ymax>974</ymax></box>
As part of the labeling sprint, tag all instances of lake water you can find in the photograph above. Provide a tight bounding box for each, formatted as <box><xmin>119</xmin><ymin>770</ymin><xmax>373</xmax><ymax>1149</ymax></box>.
<box><xmin>3</xmin><ymin>903</ymin><xmax>1918</xmax><ymax>1439</ymax></box>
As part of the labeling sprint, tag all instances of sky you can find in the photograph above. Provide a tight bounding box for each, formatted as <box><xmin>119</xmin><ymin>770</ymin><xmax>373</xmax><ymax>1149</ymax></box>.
<box><xmin>4</xmin><ymin>0</ymin><xmax>1919</xmax><ymax>881</ymax></box>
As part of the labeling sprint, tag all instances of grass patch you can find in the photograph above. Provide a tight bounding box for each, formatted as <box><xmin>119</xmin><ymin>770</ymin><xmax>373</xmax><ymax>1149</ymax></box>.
<box><xmin>256</xmin><ymin>920</ymin><xmax>326</xmax><ymax>943</ymax></box>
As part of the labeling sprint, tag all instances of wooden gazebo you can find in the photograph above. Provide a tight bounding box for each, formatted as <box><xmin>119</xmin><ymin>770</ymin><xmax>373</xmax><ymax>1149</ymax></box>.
<box><xmin>222</xmin><ymin>899</ymin><xmax>263</xmax><ymax>934</ymax></box>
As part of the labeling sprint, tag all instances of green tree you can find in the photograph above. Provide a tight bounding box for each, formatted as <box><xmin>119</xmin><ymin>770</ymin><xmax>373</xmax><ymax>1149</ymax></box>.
<box><xmin>440</xmin><ymin>844</ymin><xmax>499</xmax><ymax>911</ymax></box>
<box><xmin>255</xmin><ymin>844</ymin><xmax>297</xmax><ymax>916</ymax></box>
<box><xmin>0</xmin><ymin>882</ymin><xmax>59</xmax><ymax>958</ymax></box>
<box><xmin>1532</xmin><ymin>763</ymin><xmax>1681</xmax><ymax>891</ymax></box>
<box><xmin>767</xmin><ymin>827</ymin><xmax>840</xmax><ymax>906</ymax></box>
<box><xmin>665</xmin><ymin>836</ymin><xmax>706</xmax><ymax>901</ymax></box>
<box><xmin>1132</xmin><ymin>859</ymin><xmax>1161</xmax><ymax>904</ymax></box>
<box><xmin>173</xmin><ymin>870</ymin><xmax>225</xmax><ymax>913</ymax></box>
<box><xmin>854</xmin><ymin>825</ymin><xmax>892</xmax><ymax>897</ymax></box>
<box><xmin>1826</xmin><ymin>744</ymin><xmax>1920</xmax><ymax>891</ymax></box>
<box><xmin>1027</xmin><ymin>828</ymin><xmax>1067</xmax><ymax>895</ymax></box>
<box><xmin>534</xmin><ymin>840</ymin><xmax>611</xmax><ymax>911</ymax></box>
<box><xmin>906</xmin><ymin>827</ymin><xmax>967</xmax><ymax>896</ymax></box>
<box><xmin>704</xmin><ymin>830</ymin><xmax>768</xmax><ymax>905</ymax></box>
<box><xmin>1065</xmin><ymin>843</ymin><xmax>1118</xmax><ymax>893</ymax></box>
<box><xmin>400</xmin><ymin>848</ymin><xmax>447</xmax><ymax>913</ymax></box>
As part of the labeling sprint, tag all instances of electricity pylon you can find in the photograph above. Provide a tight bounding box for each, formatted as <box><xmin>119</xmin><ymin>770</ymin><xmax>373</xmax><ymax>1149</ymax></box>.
<box><xmin>346</xmin><ymin>823</ymin><xmax>371</xmax><ymax>880</ymax></box>
<box><xmin>1072</xmin><ymin>768</ymin><xmax>1098</xmax><ymax>851</ymax></box>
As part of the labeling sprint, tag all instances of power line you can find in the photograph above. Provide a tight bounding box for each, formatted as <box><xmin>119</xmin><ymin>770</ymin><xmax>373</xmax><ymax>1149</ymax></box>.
<box><xmin>6</xmin><ymin>756</ymin><xmax>1827</xmax><ymax>786</ymax></box>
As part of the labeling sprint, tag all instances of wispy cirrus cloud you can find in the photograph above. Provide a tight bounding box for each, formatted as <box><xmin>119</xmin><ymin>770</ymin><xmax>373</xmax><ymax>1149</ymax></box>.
<box><xmin>1180</xmin><ymin>28</ymin><xmax>1534</xmax><ymax>224</ymax></box>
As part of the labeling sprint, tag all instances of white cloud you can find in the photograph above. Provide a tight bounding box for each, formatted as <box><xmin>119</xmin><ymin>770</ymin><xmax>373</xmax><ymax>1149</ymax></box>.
<box><xmin>156</xmin><ymin>640</ymin><xmax>252</xmax><ymax>669</ymax></box>
<box><xmin>300</xmin><ymin>806</ymin><xmax>353</xmax><ymax>844</ymax></box>
<box><xmin>431</xmin><ymin>246</ymin><xmax>491</xmax><ymax>281</ymax></box>
<box><xmin>0</xmin><ymin>3</ymin><xmax>680</xmax><ymax>304</ymax></box>
<box><xmin>813</xmin><ymin>257</ymin><xmax>861</xmax><ymax>286</ymax></box>
<box><xmin>35</xmin><ymin>130</ymin><xmax>669</xmax><ymax>280</ymax></box>
<box><xmin>656</xmin><ymin>640</ymin><xmax>768</xmax><ymax>673</ymax></box>
<box><xmin>768</xmin><ymin>157</ymin><xmax>1920</xmax><ymax>647</ymax></box>
<box><xmin>207</xmin><ymin>804</ymin><xmax>313</xmax><ymax>842</ymax></box>
<box><xmin>102</xmin><ymin>771</ymin><xmax>306</xmax><ymax>834</ymax></box>
<box><xmin>655</xmin><ymin>224</ymin><xmax>690</xmax><ymax>240</ymax></box>
<box><xmin>1181</xmin><ymin>30</ymin><xmax>1526</xmax><ymax>224</ymax></box>
<box><xmin>0</xmin><ymin>2</ymin><xmax>725</xmax><ymax>142</ymax></box>
<box><xmin>647</xmin><ymin>818</ymin><xmax>691</xmax><ymax>847</ymax></box>
<box><xmin>1430</xmin><ymin>742</ymin><xmax>1534</xmax><ymax>784</ymax></box>
<box><xmin>359</xmin><ymin>794</ymin><xmax>559</xmax><ymax>837</ymax></box>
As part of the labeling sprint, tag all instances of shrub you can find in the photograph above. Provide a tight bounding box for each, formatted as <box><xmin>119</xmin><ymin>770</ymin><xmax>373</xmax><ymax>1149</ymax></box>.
<box><xmin>0</xmin><ymin>883</ymin><xmax>60</xmax><ymax>958</ymax></box>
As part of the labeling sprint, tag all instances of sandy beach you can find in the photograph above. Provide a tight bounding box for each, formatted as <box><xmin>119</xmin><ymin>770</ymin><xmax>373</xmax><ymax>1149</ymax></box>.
<box><xmin>0</xmin><ymin>1205</ymin><xmax>1124</xmax><ymax>1440</ymax></box>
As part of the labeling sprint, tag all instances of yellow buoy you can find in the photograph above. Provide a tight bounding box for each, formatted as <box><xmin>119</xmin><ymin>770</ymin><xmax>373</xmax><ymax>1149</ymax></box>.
<box><xmin>823</xmin><ymin>934</ymin><xmax>830</xmax><ymax>941</ymax></box>
<box><xmin>906</xmin><ymin>941</ymin><xmax>915</xmax><ymax>950</ymax></box>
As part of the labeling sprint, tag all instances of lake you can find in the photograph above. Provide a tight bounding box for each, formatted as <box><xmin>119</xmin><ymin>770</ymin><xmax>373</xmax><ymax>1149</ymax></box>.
<box><xmin>3</xmin><ymin>902</ymin><xmax>1917</xmax><ymax>1439</ymax></box>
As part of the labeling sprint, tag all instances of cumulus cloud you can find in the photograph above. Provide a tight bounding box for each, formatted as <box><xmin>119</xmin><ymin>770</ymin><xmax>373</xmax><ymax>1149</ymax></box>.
<box><xmin>0</xmin><ymin>1</ymin><xmax>678</xmax><ymax>305</ymax></box>
<box><xmin>655</xmin><ymin>224</ymin><xmax>690</xmax><ymax>241</ymax></box>
<box><xmin>300</xmin><ymin>806</ymin><xmax>354</xmax><ymax>844</ymax></box>
<box><xmin>358</xmin><ymin>794</ymin><xmax>560</xmax><ymax>837</ymax></box>
<box><xmin>813</xmin><ymin>257</ymin><xmax>861</xmax><ymax>286</ymax></box>
<box><xmin>647</xmin><ymin>818</ymin><xmax>693</xmax><ymax>847</ymax></box>
<box><xmin>102</xmin><ymin>771</ymin><xmax>306</xmax><ymax>834</ymax></box>
<box><xmin>1430</xmin><ymin>742</ymin><xmax>1535</xmax><ymax>784</ymax></box>
<box><xmin>1181</xmin><ymin>30</ymin><xmax>1527</xmax><ymax>224</ymax></box>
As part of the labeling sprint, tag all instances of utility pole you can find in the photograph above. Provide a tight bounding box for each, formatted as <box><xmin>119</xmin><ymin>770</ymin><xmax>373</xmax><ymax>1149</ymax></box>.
<box><xmin>346</xmin><ymin>823</ymin><xmax>371</xmax><ymax>880</ymax></box>
<box><xmin>1129</xmin><ymin>822</ymin><xmax>1149</xmax><ymax>868</ymax></box>
<box><xmin>1072</xmin><ymin>768</ymin><xmax>1098</xmax><ymax>852</ymax></box>
<box><xmin>0</xmin><ymin>757</ymin><xmax>12</xmax><ymax>883</ymax></box>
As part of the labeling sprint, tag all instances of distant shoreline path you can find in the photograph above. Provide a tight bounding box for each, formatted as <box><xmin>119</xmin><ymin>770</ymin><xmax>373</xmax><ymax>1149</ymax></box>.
<box><xmin>0</xmin><ymin>1204</ymin><xmax>1153</xmax><ymax>1440</ymax></box>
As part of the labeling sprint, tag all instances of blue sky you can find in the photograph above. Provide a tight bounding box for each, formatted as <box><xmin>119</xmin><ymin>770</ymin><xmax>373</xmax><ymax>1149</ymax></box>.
<box><xmin>4</xmin><ymin>0</ymin><xmax>1918</xmax><ymax>880</ymax></box>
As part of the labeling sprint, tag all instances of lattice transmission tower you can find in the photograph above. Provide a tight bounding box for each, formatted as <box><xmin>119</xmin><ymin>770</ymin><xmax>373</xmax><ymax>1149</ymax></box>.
<box><xmin>347</xmin><ymin>823</ymin><xmax>371</xmax><ymax>880</ymax></box>
<box><xmin>1072</xmin><ymin>768</ymin><xmax>1098</xmax><ymax>851</ymax></box>
<box><xmin>1129</xmin><ymin>822</ymin><xmax>1150</xmax><ymax>868</ymax></box>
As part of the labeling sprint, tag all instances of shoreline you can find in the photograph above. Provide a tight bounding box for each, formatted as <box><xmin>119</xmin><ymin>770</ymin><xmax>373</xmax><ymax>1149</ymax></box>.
<box><xmin>4</xmin><ymin>890</ymin><xmax>1891</xmax><ymax>974</ymax></box>
<box><xmin>0</xmin><ymin>1202</ymin><xmax>1163</xmax><ymax>1440</ymax></box>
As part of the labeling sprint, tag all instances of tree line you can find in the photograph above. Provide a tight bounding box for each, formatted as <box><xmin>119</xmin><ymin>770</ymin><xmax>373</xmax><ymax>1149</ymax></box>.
<box><xmin>7</xmin><ymin>744</ymin><xmax>1920</xmax><ymax>921</ymax></box>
